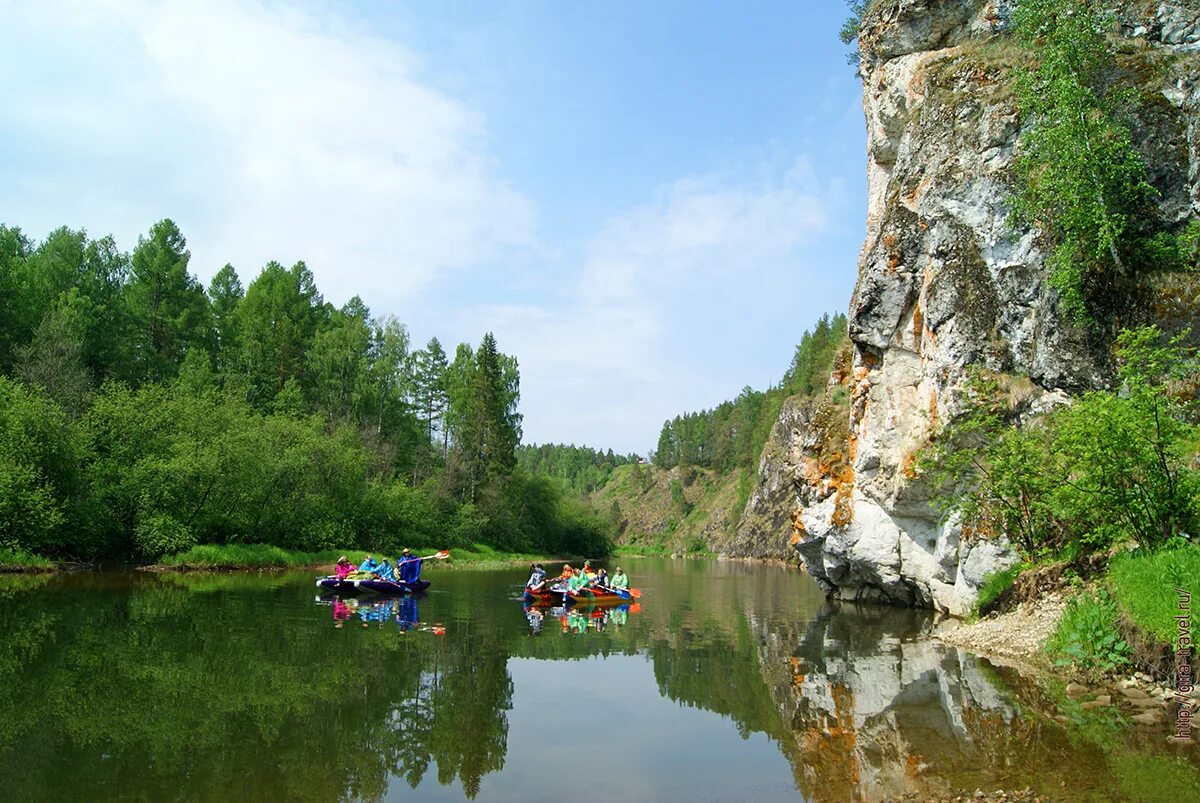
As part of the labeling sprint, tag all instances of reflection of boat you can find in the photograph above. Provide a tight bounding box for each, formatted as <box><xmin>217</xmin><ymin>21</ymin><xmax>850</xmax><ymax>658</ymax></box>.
<box><xmin>525</xmin><ymin>602</ymin><xmax>638</xmax><ymax>634</ymax></box>
<box><xmin>315</xmin><ymin>593</ymin><xmax>443</xmax><ymax>634</ymax></box>
<box><xmin>523</xmin><ymin>584</ymin><xmax>637</xmax><ymax>606</ymax></box>
<box><xmin>315</xmin><ymin>577</ymin><xmax>431</xmax><ymax>594</ymax></box>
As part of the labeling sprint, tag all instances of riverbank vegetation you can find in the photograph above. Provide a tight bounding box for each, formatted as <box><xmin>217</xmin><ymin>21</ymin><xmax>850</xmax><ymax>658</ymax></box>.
<box><xmin>0</xmin><ymin>219</ymin><xmax>613</xmax><ymax>566</ymax></box>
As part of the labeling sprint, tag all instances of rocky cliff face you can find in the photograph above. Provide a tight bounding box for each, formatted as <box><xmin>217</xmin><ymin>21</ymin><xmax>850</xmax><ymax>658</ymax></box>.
<box><xmin>731</xmin><ymin>0</ymin><xmax>1200</xmax><ymax>614</ymax></box>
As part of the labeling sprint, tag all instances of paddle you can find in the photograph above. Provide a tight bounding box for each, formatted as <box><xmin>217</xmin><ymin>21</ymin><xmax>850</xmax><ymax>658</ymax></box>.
<box><xmin>397</xmin><ymin>549</ymin><xmax>450</xmax><ymax>564</ymax></box>
<box><xmin>596</xmin><ymin>584</ymin><xmax>641</xmax><ymax>599</ymax></box>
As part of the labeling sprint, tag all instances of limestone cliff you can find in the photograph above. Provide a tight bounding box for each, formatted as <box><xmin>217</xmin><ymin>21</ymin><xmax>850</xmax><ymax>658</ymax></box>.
<box><xmin>731</xmin><ymin>0</ymin><xmax>1200</xmax><ymax>614</ymax></box>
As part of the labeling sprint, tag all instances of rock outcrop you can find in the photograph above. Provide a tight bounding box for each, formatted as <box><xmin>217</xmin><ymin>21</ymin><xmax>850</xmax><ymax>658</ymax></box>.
<box><xmin>731</xmin><ymin>0</ymin><xmax>1200</xmax><ymax>614</ymax></box>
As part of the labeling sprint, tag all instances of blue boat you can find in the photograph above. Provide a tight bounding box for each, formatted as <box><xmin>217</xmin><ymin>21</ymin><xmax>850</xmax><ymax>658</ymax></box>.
<box><xmin>314</xmin><ymin>576</ymin><xmax>431</xmax><ymax>594</ymax></box>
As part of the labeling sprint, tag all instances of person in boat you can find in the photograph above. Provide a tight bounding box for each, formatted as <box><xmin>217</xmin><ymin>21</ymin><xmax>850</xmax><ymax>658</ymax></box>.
<box><xmin>567</xmin><ymin>564</ymin><xmax>593</xmax><ymax>598</ymax></box>
<box><xmin>581</xmin><ymin>560</ymin><xmax>598</xmax><ymax>587</ymax></box>
<box><xmin>611</xmin><ymin>567</ymin><xmax>629</xmax><ymax>590</ymax></box>
<box><xmin>526</xmin><ymin>563</ymin><xmax>547</xmax><ymax>593</ymax></box>
<box><xmin>557</xmin><ymin>564</ymin><xmax>574</xmax><ymax>589</ymax></box>
<box><xmin>334</xmin><ymin>555</ymin><xmax>355</xmax><ymax>580</ymax></box>
<box><xmin>397</xmin><ymin>548</ymin><xmax>422</xmax><ymax>583</ymax></box>
<box><xmin>358</xmin><ymin>554</ymin><xmax>380</xmax><ymax>575</ymax></box>
<box><xmin>375</xmin><ymin>559</ymin><xmax>397</xmax><ymax>582</ymax></box>
<box><xmin>594</xmin><ymin>566</ymin><xmax>609</xmax><ymax>588</ymax></box>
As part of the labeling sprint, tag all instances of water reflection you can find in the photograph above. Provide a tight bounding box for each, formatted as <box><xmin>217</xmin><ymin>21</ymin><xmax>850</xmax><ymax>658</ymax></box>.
<box><xmin>0</xmin><ymin>564</ymin><xmax>1194</xmax><ymax>802</ymax></box>
<box><xmin>523</xmin><ymin>602</ymin><xmax>640</xmax><ymax>635</ymax></box>
<box><xmin>315</xmin><ymin>593</ymin><xmax>445</xmax><ymax>634</ymax></box>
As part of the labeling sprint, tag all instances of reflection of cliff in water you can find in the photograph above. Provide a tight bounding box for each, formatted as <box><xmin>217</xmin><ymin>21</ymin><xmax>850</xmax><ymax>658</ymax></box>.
<box><xmin>755</xmin><ymin>602</ymin><xmax>1155</xmax><ymax>802</ymax></box>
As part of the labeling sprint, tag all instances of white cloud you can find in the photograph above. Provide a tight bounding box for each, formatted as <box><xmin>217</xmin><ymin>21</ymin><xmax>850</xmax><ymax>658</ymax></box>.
<box><xmin>0</xmin><ymin>0</ymin><xmax>534</xmax><ymax>301</ymax></box>
<box><xmin>472</xmin><ymin>159</ymin><xmax>839</xmax><ymax>454</ymax></box>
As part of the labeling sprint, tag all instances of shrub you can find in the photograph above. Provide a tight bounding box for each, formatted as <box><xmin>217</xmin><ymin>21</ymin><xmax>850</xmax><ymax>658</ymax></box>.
<box><xmin>1047</xmin><ymin>589</ymin><xmax>1132</xmax><ymax>675</ymax></box>
<box><xmin>134</xmin><ymin>512</ymin><xmax>196</xmax><ymax>561</ymax></box>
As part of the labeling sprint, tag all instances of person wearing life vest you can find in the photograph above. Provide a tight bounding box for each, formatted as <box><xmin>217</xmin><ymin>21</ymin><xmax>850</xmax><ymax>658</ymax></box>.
<box><xmin>595</xmin><ymin>566</ymin><xmax>609</xmax><ymax>588</ymax></box>
<box><xmin>581</xmin><ymin>560</ymin><xmax>597</xmax><ymax>586</ymax></box>
<box><xmin>567</xmin><ymin>564</ymin><xmax>593</xmax><ymax>598</ymax></box>
<box><xmin>526</xmin><ymin>563</ymin><xmax>547</xmax><ymax>593</ymax></box>
<box><xmin>611</xmin><ymin>567</ymin><xmax>629</xmax><ymax>590</ymax></box>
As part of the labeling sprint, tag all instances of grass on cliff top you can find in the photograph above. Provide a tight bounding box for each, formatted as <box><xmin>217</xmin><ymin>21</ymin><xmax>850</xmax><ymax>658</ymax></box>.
<box><xmin>0</xmin><ymin>546</ymin><xmax>55</xmax><ymax>572</ymax></box>
<box><xmin>1107</xmin><ymin>544</ymin><xmax>1200</xmax><ymax>647</ymax></box>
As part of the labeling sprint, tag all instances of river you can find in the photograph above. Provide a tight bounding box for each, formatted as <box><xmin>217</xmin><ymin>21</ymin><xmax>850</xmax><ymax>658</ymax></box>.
<box><xmin>0</xmin><ymin>558</ymin><xmax>1195</xmax><ymax>801</ymax></box>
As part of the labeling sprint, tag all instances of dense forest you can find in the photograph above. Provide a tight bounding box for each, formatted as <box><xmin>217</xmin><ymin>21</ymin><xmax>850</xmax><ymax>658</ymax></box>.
<box><xmin>515</xmin><ymin>444</ymin><xmax>640</xmax><ymax>495</ymax></box>
<box><xmin>0</xmin><ymin>220</ymin><xmax>611</xmax><ymax>563</ymax></box>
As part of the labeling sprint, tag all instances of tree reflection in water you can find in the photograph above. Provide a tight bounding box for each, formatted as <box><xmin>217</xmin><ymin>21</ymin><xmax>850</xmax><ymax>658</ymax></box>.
<box><xmin>0</xmin><ymin>566</ymin><xmax>1195</xmax><ymax>802</ymax></box>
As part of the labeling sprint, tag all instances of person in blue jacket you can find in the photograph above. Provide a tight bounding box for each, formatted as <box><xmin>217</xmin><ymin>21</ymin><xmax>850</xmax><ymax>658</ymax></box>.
<box><xmin>375</xmin><ymin>559</ymin><xmax>397</xmax><ymax>582</ymax></box>
<box><xmin>358</xmin><ymin>554</ymin><xmax>380</xmax><ymax>574</ymax></box>
<box><xmin>397</xmin><ymin>548</ymin><xmax>422</xmax><ymax>583</ymax></box>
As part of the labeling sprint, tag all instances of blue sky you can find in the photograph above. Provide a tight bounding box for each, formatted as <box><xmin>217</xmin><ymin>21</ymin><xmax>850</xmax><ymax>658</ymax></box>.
<box><xmin>0</xmin><ymin>0</ymin><xmax>865</xmax><ymax>454</ymax></box>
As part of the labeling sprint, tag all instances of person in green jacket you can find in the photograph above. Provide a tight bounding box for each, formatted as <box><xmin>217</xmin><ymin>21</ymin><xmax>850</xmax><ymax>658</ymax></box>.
<box><xmin>611</xmin><ymin>567</ymin><xmax>629</xmax><ymax>590</ymax></box>
<box><xmin>567</xmin><ymin>566</ymin><xmax>593</xmax><ymax>598</ymax></box>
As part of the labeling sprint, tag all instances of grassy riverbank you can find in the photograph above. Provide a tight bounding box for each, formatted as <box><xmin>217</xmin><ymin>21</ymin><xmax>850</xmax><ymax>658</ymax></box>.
<box><xmin>949</xmin><ymin>544</ymin><xmax>1199</xmax><ymax>683</ymax></box>
<box><xmin>153</xmin><ymin>542</ymin><xmax>599</xmax><ymax>571</ymax></box>
<box><xmin>0</xmin><ymin>546</ymin><xmax>56</xmax><ymax>572</ymax></box>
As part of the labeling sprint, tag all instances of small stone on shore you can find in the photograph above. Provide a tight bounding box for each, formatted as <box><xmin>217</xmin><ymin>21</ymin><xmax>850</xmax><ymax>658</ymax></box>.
<box><xmin>1065</xmin><ymin>682</ymin><xmax>1088</xmax><ymax>697</ymax></box>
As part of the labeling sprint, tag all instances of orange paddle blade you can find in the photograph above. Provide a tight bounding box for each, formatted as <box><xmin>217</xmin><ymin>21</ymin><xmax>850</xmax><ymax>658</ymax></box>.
<box><xmin>628</xmin><ymin>588</ymin><xmax>642</xmax><ymax>599</ymax></box>
<box><xmin>434</xmin><ymin>550</ymin><xmax>450</xmax><ymax>559</ymax></box>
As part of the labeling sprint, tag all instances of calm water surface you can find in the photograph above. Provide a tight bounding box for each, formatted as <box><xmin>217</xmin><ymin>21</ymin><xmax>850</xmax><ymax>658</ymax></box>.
<box><xmin>1</xmin><ymin>559</ymin><xmax>1196</xmax><ymax>801</ymax></box>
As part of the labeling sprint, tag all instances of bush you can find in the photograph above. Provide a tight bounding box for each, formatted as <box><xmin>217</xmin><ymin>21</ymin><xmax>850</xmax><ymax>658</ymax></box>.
<box><xmin>0</xmin><ymin>377</ymin><xmax>89</xmax><ymax>556</ymax></box>
<box><xmin>924</xmin><ymin>328</ymin><xmax>1200</xmax><ymax>560</ymax></box>
<box><xmin>134</xmin><ymin>512</ymin><xmax>196</xmax><ymax>561</ymax></box>
<box><xmin>1047</xmin><ymin>589</ymin><xmax>1132</xmax><ymax>675</ymax></box>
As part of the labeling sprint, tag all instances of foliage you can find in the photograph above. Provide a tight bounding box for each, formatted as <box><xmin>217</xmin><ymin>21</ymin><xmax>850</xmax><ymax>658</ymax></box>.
<box><xmin>0</xmin><ymin>218</ymin><xmax>614</xmax><ymax>564</ymax></box>
<box><xmin>0</xmin><ymin>546</ymin><xmax>55</xmax><ymax>570</ymax></box>
<box><xmin>838</xmin><ymin>1</ymin><xmax>872</xmax><ymax>65</ymax></box>
<box><xmin>1107</xmin><ymin>544</ymin><xmax>1199</xmax><ymax>648</ymax></box>
<box><xmin>1046</xmin><ymin>589</ymin><xmax>1132</xmax><ymax>675</ymax></box>
<box><xmin>1009</xmin><ymin>0</ymin><xmax>1175</xmax><ymax>324</ymax></box>
<box><xmin>923</xmin><ymin>327</ymin><xmax>1200</xmax><ymax>560</ymax></box>
<box><xmin>0</xmin><ymin>377</ymin><xmax>90</xmax><ymax>557</ymax></box>
<box><xmin>516</xmin><ymin>443</ymin><xmax>638</xmax><ymax>495</ymax></box>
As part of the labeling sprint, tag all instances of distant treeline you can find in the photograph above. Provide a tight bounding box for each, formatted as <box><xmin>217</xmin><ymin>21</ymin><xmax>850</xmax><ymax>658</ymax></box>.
<box><xmin>654</xmin><ymin>312</ymin><xmax>848</xmax><ymax>472</ymax></box>
<box><xmin>516</xmin><ymin>444</ymin><xmax>640</xmax><ymax>495</ymax></box>
<box><xmin>0</xmin><ymin>220</ymin><xmax>611</xmax><ymax>562</ymax></box>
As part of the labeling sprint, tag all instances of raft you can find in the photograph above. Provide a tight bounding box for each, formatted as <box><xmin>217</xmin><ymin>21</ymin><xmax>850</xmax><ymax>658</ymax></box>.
<box><xmin>523</xmin><ymin>585</ymin><xmax>636</xmax><ymax>606</ymax></box>
<box><xmin>315</xmin><ymin>577</ymin><xmax>431</xmax><ymax>594</ymax></box>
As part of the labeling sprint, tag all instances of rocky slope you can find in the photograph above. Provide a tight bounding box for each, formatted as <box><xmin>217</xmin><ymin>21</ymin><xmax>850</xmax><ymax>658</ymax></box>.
<box><xmin>728</xmin><ymin>0</ymin><xmax>1200</xmax><ymax>614</ymax></box>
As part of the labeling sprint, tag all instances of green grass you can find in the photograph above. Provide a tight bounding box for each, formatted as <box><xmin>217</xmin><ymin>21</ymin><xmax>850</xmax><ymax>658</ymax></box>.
<box><xmin>973</xmin><ymin>563</ymin><xmax>1025</xmax><ymax>616</ymax></box>
<box><xmin>1107</xmin><ymin>544</ymin><xmax>1200</xmax><ymax>647</ymax></box>
<box><xmin>159</xmin><ymin>544</ymin><xmax>369</xmax><ymax>569</ymax></box>
<box><xmin>0</xmin><ymin>546</ymin><xmax>56</xmax><ymax>572</ymax></box>
<box><xmin>159</xmin><ymin>542</ymin><xmax>596</xmax><ymax>571</ymax></box>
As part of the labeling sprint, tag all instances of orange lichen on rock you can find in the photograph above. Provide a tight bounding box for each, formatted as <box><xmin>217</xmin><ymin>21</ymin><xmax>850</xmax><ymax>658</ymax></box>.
<box><xmin>831</xmin><ymin>466</ymin><xmax>855</xmax><ymax>528</ymax></box>
<box><xmin>911</xmin><ymin>303</ymin><xmax>924</xmax><ymax>356</ymax></box>
<box><xmin>901</xmin><ymin>451</ymin><xmax>919</xmax><ymax>481</ymax></box>
<box><xmin>797</xmin><ymin>683</ymin><xmax>861</xmax><ymax>800</ymax></box>
<box><xmin>790</xmin><ymin>507</ymin><xmax>807</xmax><ymax>545</ymax></box>
<box><xmin>928</xmin><ymin>388</ymin><xmax>939</xmax><ymax>432</ymax></box>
